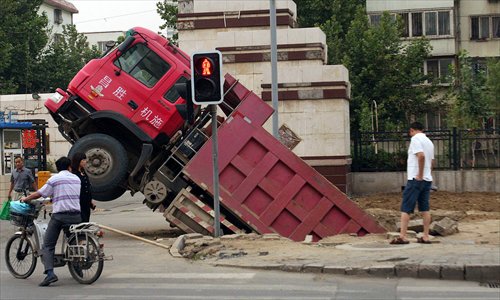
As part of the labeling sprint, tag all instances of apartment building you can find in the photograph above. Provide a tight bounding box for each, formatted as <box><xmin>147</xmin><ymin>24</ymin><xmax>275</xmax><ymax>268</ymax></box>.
<box><xmin>39</xmin><ymin>0</ymin><xmax>78</xmax><ymax>41</ymax></box>
<box><xmin>367</xmin><ymin>0</ymin><xmax>499</xmax><ymax>128</ymax></box>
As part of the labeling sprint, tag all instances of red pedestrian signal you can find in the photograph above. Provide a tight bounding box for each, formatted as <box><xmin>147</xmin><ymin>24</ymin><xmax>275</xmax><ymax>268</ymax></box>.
<box><xmin>191</xmin><ymin>51</ymin><xmax>223</xmax><ymax>105</ymax></box>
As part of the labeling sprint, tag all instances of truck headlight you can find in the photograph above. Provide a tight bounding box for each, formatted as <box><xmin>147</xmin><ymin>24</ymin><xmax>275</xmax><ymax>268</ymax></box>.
<box><xmin>50</xmin><ymin>92</ymin><xmax>64</xmax><ymax>104</ymax></box>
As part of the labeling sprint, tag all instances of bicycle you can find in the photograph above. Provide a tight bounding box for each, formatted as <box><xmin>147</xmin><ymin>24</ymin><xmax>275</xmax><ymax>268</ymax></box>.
<box><xmin>4</xmin><ymin>199</ymin><xmax>111</xmax><ymax>284</ymax></box>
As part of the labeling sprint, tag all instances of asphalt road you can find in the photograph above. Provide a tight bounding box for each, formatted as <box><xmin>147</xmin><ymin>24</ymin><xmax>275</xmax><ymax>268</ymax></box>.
<box><xmin>1</xmin><ymin>193</ymin><xmax>498</xmax><ymax>300</ymax></box>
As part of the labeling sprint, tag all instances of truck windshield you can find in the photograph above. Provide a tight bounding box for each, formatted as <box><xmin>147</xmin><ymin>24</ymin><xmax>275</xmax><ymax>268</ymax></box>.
<box><xmin>114</xmin><ymin>43</ymin><xmax>171</xmax><ymax>88</ymax></box>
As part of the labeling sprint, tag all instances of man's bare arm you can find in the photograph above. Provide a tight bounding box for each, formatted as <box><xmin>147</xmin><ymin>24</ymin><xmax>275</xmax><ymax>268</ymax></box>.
<box><xmin>416</xmin><ymin>152</ymin><xmax>425</xmax><ymax>180</ymax></box>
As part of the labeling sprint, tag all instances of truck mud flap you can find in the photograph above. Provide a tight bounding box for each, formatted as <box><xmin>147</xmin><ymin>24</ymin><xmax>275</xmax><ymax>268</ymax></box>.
<box><xmin>163</xmin><ymin>188</ymin><xmax>246</xmax><ymax>236</ymax></box>
<box><xmin>183</xmin><ymin>114</ymin><xmax>386</xmax><ymax>242</ymax></box>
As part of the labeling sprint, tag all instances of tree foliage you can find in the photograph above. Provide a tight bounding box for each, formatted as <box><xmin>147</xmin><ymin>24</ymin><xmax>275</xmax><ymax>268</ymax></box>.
<box><xmin>294</xmin><ymin>1</ymin><xmax>433</xmax><ymax>131</ymax></box>
<box><xmin>295</xmin><ymin>0</ymin><xmax>364</xmax><ymax>65</ymax></box>
<box><xmin>446</xmin><ymin>52</ymin><xmax>498</xmax><ymax>128</ymax></box>
<box><xmin>157</xmin><ymin>0</ymin><xmax>178</xmax><ymax>44</ymax></box>
<box><xmin>0</xmin><ymin>1</ymin><xmax>100</xmax><ymax>94</ymax></box>
<box><xmin>342</xmin><ymin>10</ymin><xmax>433</xmax><ymax>131</ymax></box>
<box><xmin>0</xmin><ymin>0</ymin><xmax>48</xmax><ymax>94</ymax></box>
<box><xmin>35</xmin><ymin>25</ymin><xmax>101</xmax><ymax>93</ymax></box>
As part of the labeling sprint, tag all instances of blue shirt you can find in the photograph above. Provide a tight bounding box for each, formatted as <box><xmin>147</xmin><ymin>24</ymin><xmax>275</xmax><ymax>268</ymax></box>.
<box><xmin>11</xmin><ymin>167</ymin><xmax>34</xmax><ymax>191</ymax></box>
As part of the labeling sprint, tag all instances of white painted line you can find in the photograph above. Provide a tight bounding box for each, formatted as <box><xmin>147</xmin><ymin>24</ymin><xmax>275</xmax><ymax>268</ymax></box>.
<box><xmin>59</xmin><ymin>296</ymin><xmax>333</xmax><ymax>300</ymax></box>
<box><xmin>85</xmin><ymin>282</ymin><xmax>337</xmax><ymax>293</ymax></box>
<box><xmin>107</xmin><ymin>272</ymin><xmax>255</xmax><ymax>279</ymax></box>
<box><xmin>398</xmin><ymin>286</ymin><xmax>500</xmax><ymax>293</ymax></box>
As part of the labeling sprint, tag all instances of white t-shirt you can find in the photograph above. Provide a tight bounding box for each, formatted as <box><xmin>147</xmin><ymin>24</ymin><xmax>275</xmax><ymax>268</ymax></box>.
<box><xmin>407</xmin><ymin>132</ymin><xmax>434</xmax><ymax>181</ymax></box>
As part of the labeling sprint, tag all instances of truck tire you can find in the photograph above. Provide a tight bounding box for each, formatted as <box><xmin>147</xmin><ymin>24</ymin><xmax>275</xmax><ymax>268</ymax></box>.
<box><xmin>69</xmin><ymin>133</ymin><xmax>128</xmax><ymax>201</ymax></box>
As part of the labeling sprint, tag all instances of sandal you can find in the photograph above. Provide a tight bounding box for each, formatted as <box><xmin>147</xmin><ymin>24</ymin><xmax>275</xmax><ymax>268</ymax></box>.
<box><xmin>417</xmin><ymin>237</ymin><xmax>432</xmax><ymax>244</ymax></box>
<box><xmin>390</xmin><ymin>237</ymin><xmax>409</xmax><ymax>245</ymax></box>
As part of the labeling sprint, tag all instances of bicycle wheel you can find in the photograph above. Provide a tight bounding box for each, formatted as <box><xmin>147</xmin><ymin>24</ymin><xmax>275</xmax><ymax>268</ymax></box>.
<box><xmin>67</xmin><ymin>234</ymin><xmax>104</xmax><ymax>284</ymax></box>
<box><xmin>5</xmin><ymin>234</ymin><xmax>37</xmax><ymax>279</ymax></box>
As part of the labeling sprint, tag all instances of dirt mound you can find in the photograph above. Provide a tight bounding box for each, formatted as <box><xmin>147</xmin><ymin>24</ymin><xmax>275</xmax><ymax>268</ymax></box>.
<box><xmin>353</xmin><ymin>191</ymin><xmax>499</xmax><ymax>231</ymax></box>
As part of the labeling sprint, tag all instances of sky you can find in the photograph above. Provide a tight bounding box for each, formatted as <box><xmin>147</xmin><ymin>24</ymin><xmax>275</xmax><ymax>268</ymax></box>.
<box><xmin>72</xmin><ymin>0</ymin><xmax>165</xmax><ymax>33</ymax></box>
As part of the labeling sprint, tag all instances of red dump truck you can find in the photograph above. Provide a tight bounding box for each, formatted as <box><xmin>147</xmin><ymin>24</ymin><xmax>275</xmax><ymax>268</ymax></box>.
<box><xmin>45</xmin><ymin>27</ymin><xmax>385</xmax><ymax>241</ymax></box>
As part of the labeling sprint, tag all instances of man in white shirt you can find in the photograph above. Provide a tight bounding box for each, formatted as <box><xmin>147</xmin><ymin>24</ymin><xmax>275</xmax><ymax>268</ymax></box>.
<box><xmin>391</xmin><ymin>122</ymin><xmax>434</xmax><ymax>244</ymax></box>
<box><xmin>21</xmin><ymin>156</ymin><xmax>81</xmax><ymax>286</ymax></box>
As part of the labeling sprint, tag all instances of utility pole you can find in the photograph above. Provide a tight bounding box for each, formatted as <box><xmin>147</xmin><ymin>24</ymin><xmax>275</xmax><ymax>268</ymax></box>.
<box><xmin>270</xmin><ymin>0</ymin><xmax>279</xmax><ymax>138</ymax></box>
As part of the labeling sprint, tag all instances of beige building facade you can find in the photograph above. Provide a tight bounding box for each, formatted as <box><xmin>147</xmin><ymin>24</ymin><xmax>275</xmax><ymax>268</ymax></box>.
<box><xmin>40</xmin><ymin>0</ymin><xmax>79</xmax><ymax>40</ymax></box>
<box><xmin>177</xmin><ymin>0</ymin><xmax>352</xmax><ymax>192</ymax></box>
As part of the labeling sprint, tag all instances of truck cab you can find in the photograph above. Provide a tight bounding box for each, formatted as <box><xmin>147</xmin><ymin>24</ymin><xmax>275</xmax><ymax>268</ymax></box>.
<box><xmin>45</xmin><ymin>27</ymin><xmax>194</xmax><ymax>200</ymax></box>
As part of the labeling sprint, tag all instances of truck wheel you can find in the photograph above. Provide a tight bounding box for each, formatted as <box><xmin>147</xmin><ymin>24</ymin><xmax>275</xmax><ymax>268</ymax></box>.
<box><xmin>69</xmin><ymin>133</ymin><xmax>128</xmax><ymax>201</ymax></box>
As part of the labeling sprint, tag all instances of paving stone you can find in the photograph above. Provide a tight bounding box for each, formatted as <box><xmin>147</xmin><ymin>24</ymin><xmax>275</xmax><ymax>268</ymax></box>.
<box><xmin>387</xmin><ymin>231</ymin><xmax>416</xmax><ymax>239</ymax></box>
<box><xmin>220</xmin><ymin>234</ymin><xmax>245</xmax><ymax>240</ymax></box>
<box><xmin>369</xmin><ymin>265</ymin><xmax>395</xmax><ymax>277</ymax></box>
<box><xmin>323</xmin><ymin>265</ymin><xmax>346</xmax><ymax>275</ymax></box>
<box><xmin>303</xmin><ymin>263</ymin><xmax>324</xmax><ymax>273</ymax></box>
<box><xmin>395</xmin><ymin>263</ymin><xmax>419</xmax><ymax>278</ymax></box>
<box><xmin>441</xmin><ymin>264</ymin><xmax>464</xmax><ymax>280</ymax></box>
<box><xmin>418</xmin><ymin>263</ymin><xmax>441</xmax><ymax>279</ymax></box>
<box><xmin>466</xmin><ymin>264</ymin><xmax>500</xmax><ymax>282</ymax></box>
<box><xmin>184</xmin><ymin>233</ymin><xmax>204</xmax><ymax>240</ymax></box>
<box><xmin>281</xmin><ymin>263</ymin><xmax>304</xmax><ymax>272</ymax></box>
<box><xmin>431</xmin><ymin>217</ymin><xmax>459</xmax><ymax>236</ymax></box>
<box><xmin>397</xmin><ymin>219</ymin><xmax>423</xmax><ymax>232</ymax></box>
<box><xmin>262</xmin><ymin>233</ymin><xmax>281</xmax><ymax>240</ymax></box>
<box><xmin>345</xmin><ymin>266</ymin><xmax>370</xmax><ymax>276</ymax></box>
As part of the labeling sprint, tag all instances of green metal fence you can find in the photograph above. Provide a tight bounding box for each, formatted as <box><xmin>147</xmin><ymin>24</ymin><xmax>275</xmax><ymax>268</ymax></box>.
<box><xmin>351</xmin><ymin>128</ymin><xmax>499</xmax><ymax>171</ymax></box>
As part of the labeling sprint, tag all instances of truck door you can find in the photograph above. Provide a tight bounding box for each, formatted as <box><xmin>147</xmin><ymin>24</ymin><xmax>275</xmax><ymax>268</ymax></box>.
<box><xmin>125</xmin><ymin>43</ymin><xmax>187</xmax><ymax>140</ymax></box>
<box><xmin>77</xmin><ymin>43</ymin><xmax>155</xmax><ymax>119</ymax></box>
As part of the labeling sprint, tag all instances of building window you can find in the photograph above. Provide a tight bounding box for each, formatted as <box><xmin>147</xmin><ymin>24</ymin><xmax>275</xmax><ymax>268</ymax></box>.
<box><xmin>54</xmin><ymin>9</ymin><xmax>63</xmax><ymax>24</ymax></box>
<box><xmin>412</xmin><ymin>12</ymin><xmax>423</xmax><ymax>36</ymax></box>
<box><xmin>494</xmin><ymin>17</ymin><xmax>500</xmax><ymax>38</ymax></box>
<box><xmin>400</xmin><ymin>13</ymin><xmax>409</xmax><ymax>37</ymax></box>
<box><xmin>369</xmin><ymin>10</ymin><xmax>452</xmax><ymax>38</ymax></box>
<box><xmin>425</xmin><ymin>58</ymin><xmax>453</xmax><ymax>83</ymax></box>
<box><xmin>471</xmin><ymin>15</ymin><xmax>500</xmax><ymax>40</ymax></box>
<box><xmin>369</xmin><ymin>14</ymin><xmax>381</xmax><ymax>26</ymax></box>
<box><xmin>438</xmin><ymin>11</ymin><xmax>451</xmax><ymax>35</ymax></box>
<box><xmin>53</xmin><ymin>33</ymin><xmax>62</xmax><ymax>44</ymax></box>
<box><xmin>425</xmin><ymin>12</ymin><xmax>437</xmax><ymax>35</ymax></box>
<box><xmin>97</xmin><ymin>41</ymin><xmax>108</xmax><ymax>52</ymax></box>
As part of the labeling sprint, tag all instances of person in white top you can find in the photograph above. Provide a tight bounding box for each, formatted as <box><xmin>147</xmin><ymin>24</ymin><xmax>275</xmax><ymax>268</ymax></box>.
<box><xmin>391</xmin><ymin>122</ymin><xmax>434</xmax><ymax>245</ymax></box>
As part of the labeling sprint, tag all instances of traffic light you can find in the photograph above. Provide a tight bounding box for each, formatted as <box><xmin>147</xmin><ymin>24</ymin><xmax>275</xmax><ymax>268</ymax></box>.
<box><xmin>190</xmin><ymin>51</ymin><xmax>223</xmax><ymax>105</ymax></box>
<box><xmin>174</xmin><ymin>79</ymin><xmax>194</xmax><ymax>124</ymax></box>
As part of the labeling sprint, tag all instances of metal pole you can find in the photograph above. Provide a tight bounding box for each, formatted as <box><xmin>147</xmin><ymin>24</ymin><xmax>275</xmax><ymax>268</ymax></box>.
<box><xmin>270</xmin><ymin>0</ymin><xmax>279</xmax><ymax>138</ymax></box>
<box><xmin>211</xmin><ymin>104</ymin><xmax>221</xmax><ymax>237</ymax></box>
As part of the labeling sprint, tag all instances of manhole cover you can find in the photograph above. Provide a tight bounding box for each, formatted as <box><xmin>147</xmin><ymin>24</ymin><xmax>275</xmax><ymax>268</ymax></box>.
<box><xmin>336</xmin><ymin>242</ymin><xmax>420</xmax><ymax>251</ymax></box>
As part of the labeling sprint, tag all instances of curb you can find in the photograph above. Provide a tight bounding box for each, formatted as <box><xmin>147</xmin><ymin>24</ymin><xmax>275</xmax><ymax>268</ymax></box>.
<box><xmin>208</xmin><ymin>261</ymin><xmax>500</xmax><ymax>282</ymax></box>
<box><xmin>172</xmin><ymin>234</ymin><xmax>500</xmax><ymax>283</ymax></box>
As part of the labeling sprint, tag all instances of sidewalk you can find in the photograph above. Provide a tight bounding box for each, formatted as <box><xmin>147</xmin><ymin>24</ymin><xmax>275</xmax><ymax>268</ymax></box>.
<box><xmin>172</xmin><ymin>230</ymin><xmax>500</xmax><ymax>283</ymax></box>
<box><xmin>2</xmin><ymin>196</ymin><xmax>498</xmax><ymax>284</ymax></box>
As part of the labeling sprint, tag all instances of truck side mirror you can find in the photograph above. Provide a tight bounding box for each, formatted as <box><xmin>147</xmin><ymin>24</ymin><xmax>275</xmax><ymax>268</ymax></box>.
<box><xmin>117</xmin><ymin>36</ymin><xmax>136</xmax><ymax>54</ymax></box>
<box><xmin>174</xmin><ymin>80</ymin><xmax>194</xmax><ymax>124</ymax></box>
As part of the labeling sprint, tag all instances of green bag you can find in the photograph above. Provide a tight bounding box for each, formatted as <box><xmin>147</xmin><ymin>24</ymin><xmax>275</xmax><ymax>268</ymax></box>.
<box><xmin>0</xmin><ymin>199</ymin><xmax>11</xmax><ymax>220</ymax></box>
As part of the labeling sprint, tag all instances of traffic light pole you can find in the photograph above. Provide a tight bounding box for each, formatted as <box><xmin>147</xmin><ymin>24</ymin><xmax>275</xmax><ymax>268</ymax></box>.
<box><xmin>211</xmin><ymin>104</ymin><xmax>222</xmax><ymax>238</ymax></box>
<box><xmin>270</xmin><ymin>0</ymin><xmax>279</xmax><ymax>138</ymax></box>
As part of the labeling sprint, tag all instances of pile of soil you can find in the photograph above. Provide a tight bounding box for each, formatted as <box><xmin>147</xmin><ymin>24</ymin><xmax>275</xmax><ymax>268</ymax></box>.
<box><xmin>353</xmin><ymin>191</ymin><xmax>500</xmax><ymax>231</ymax></box>
<box><xmin>178</xmin><ymin>192</ymin><xmax>499</xmax><ymax>260</ymax></box>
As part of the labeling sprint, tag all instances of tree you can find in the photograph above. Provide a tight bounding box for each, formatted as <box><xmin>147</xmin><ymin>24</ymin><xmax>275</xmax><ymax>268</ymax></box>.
<box><xmin>342</xmin><ymin>10</ymin><xmax>433</xmax><ymax>132</ymax></box>
<box><xmin>446</xmin><ymin>52</ymin><xmax>497</xmax><ymax>129</ymax></box>
<box><xmin>485</xmin><ymin>58</ymin><xmax>500</xmax><ymax>118</ymax></box>
<box><xmin>294</xmin><ymin>0</ymin><xmax>364</xmax><ymax>64</ymax></box>
<box><xmin>157</xmin><ymin>0</ymin><xmax>178</xmax><ymax>44</ymax></box>
<box><xmin>0</xmin><ymin>0</ymin><xmax>48</xmax><ymax>94</ymax></box>
<box><xmin>34</xmin><ymin>25</ymin><xmax>100</xmax><ymax>93</ymax></box>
